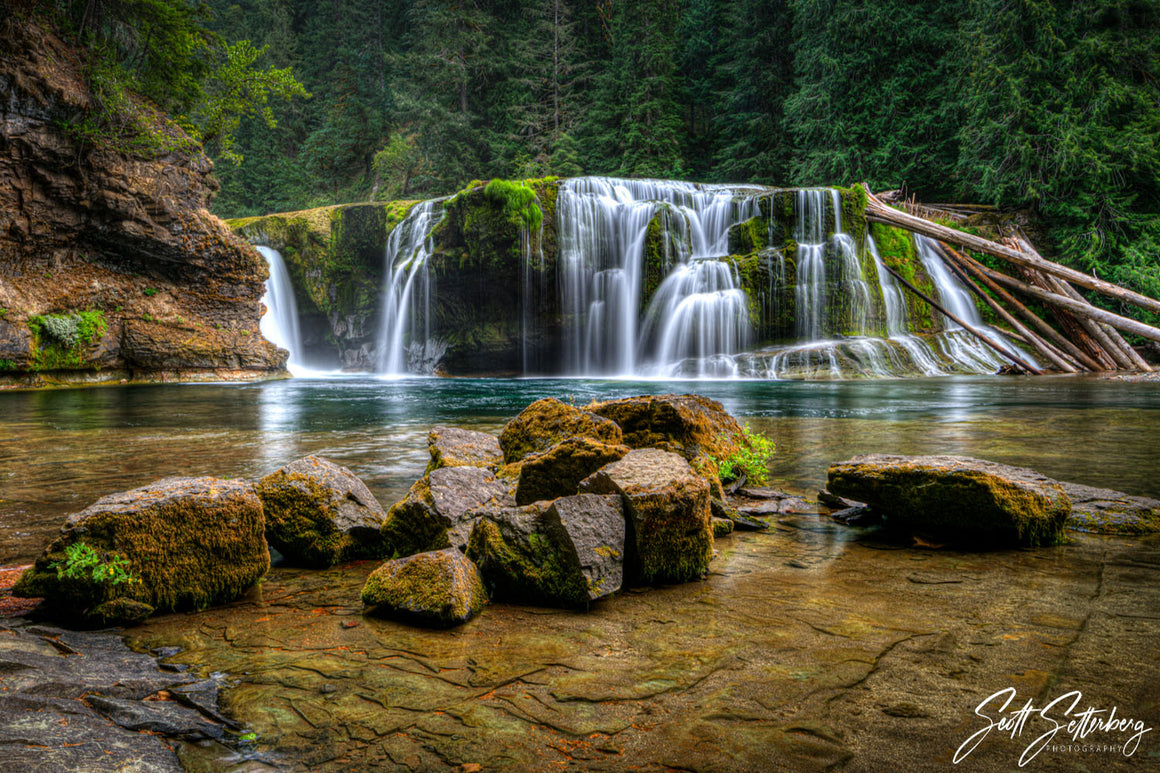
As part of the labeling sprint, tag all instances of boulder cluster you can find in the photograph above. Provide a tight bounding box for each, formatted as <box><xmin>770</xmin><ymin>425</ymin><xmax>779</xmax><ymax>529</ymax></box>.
<box><xmin>14</xmin><ymin>394</ymin><xmax>761</xmax><ymax>628</ymax></box>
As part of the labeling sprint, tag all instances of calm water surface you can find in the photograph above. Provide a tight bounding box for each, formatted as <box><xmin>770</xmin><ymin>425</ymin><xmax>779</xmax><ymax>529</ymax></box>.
<box><xmin>2</xmin><ymin>374</ymin><xmax>1159</xmax><ymax>564</ymax></box>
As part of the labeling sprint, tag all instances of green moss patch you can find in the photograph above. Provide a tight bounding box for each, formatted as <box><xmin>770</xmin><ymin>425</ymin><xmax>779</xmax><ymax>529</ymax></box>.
<box><xmin>27</xmin><ymin>311</ymin><xmax>106</xmax><ymax>371</ymax></box>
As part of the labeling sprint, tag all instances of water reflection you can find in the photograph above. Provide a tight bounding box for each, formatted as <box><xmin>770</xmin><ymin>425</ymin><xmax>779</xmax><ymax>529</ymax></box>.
<box><xmin>2</xmin><ymin>375</ymin><xmax>1158</xmax><ymax>565</ymax></box>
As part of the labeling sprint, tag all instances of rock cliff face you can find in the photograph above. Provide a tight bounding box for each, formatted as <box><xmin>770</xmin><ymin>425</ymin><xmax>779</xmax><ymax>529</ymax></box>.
<box><xmin>0</xmin><ymin>16</ymin><xmax>285</xmax><ymax>388</ymax></box>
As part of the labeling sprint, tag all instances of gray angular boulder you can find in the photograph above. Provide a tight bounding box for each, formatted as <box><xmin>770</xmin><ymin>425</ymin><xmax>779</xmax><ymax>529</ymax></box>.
<box><xmin>826</xmin><ymin>454</ymin><xmax>1072</xmax><ymax>546</ymax></box>
<box><xmin>361</xmin><ymin>548</ymin><xmax>488</xmax><ymax>627</ymax></box>
<box><xmin>426</xmin><ymin>426</ymin><xmax>503</xmax><ymax>473</ymax></box>
<box><xmin>254</xmin><ymin>455</ymin><xmax>389</xmax><ymax>568</ymax></box>
<box><xmin>13</xmin><ymin>477</ymin><xmax>268</xmax><ymax>625</ymax></box>
<box><xmin>466</xmin><ymin>494</ymin><xmax>625</xmax><ymax>606</ymax></box>
<box><xmin>381</xmin><ymin>466</ymin><xmax>514</xmax><ymax>557</ymax></box>
<box><xmin>579</xmin><ymin>449</ymin><xmax>714</xmax><ymax>584</ymax></box>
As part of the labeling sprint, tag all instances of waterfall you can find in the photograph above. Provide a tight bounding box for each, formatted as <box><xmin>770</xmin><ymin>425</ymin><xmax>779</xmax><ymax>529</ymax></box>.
<box><xmin>375</xmin><ymin>199</ymin><xmax>446</xmax><ymax>375</ymax></box>
<box><xmin>557</xmin><ymin>177</ymin><xmax>763</xmax><ymax>376</ymax></box>
<box><xmin>257</xmin><ymin>246</ymin><xmax>304</xmax><ymax>372</ymax></box>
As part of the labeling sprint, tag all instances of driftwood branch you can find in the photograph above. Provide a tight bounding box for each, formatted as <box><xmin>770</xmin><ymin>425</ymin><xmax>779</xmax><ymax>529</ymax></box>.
<box><xmin>864</xmin><ymin>191</ymin><xmax>1160</xmax><ymax>318</ymax></box>
<box><xmin>877</xmin><ymin>263</ymin><xmax>1041</xmax><ymax>374</ymax></box>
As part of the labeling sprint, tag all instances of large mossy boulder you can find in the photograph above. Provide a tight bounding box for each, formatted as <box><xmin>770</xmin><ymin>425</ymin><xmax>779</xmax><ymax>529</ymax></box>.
<box><xmin>498</xmin><ymin>397</ymin><xmax>623</xmax><ymax>463</ymax></box>
<box><xmin>466</xmin><ymin>494</ymin><xmax>626</xmax><ymax>606</ymax></box>
<box><xmin>590</xmin><ymin>394</ymin><xmax>745</xmax><ymax>498</ymax></box>
<box><xmin>254</xmin><ymin>455</ymin><xmax>389</xmax><ymax>568</ymax></box>
<box><xmin>381</xmin><ymin>466</ymin><xmax>514</xmax><ymax>557</ymax></box>
<box><xmin>826</xmin><ymin>454</ymin><xmax>1072</xmax><ymax>547</ymax></box>
<box><xmin>361</xmin><ymin>547</ymin><xmax>488</xmax><ymax>627</ymax></box>
<box><xmin>426</xmin><ymin>426</ymin><xmax>504</xmax><ymax>473</ymax></box>
<box><xmin>579</xmin><ymin>449</ymin><xmax>714</xmax><ymax>584</ymax></box>
<box><xmin>514</xmin><ymin>437</ymin><xmax>631</xmax><ymax>505</ymax></box>
<box><xmin>13</xmin><ymin>477</ymin><xmax>269</xmax><ymax>625</ymax></box>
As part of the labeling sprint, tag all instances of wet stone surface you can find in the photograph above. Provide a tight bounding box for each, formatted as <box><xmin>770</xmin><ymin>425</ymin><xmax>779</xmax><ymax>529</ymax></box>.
<box><xmin>117</xmin><ymin>518</ymin><xmax>1160</xmax><ymax>772</ymax></box>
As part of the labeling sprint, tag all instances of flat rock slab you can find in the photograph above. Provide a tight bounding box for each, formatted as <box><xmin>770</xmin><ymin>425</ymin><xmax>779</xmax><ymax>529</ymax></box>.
<box><xmin>1060</xmin><ymin>482</ymin><xmax>1160</xmax><ymax>535</ymax></box>
<box><xmin>426</xmin><ymin>426</ymin><xmax>503</xmax><ymax>472</ymax></box>
<box><xmin>256</xmin><ymin>455</ymin><xmax>388</xmax><ymax>567</ymax></box>
<box><xmin>827</xmin><ymin>454</ymin><xmax>1071</xmax><ymax>547</ymax></box>
<box><xmin>0</xmin><ymin>619</ymin><xmax>234</xmax><ymax>772</ymax></box>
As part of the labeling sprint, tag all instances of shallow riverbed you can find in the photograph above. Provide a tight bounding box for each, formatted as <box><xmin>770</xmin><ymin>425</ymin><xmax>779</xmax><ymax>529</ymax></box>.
<box><xmin>3</xmin><ymin>375</ymin><xmax>1159</xmax><ymax>770</ymax></box>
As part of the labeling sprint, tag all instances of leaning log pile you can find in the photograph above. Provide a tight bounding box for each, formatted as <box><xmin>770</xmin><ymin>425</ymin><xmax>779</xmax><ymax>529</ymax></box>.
<box><xmin>864</xmin><ymin>188</ymin><xmax>1159</xmax><ymax>374</ymax></box>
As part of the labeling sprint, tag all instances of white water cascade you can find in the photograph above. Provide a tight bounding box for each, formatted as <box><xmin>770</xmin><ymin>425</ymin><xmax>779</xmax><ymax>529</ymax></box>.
<box><xmin>557</xmin><ymin>177</ymin><xmax>762</xmax><ymax>376</ymax></box>
<box><xmin>257</xmin><ymin>246</ymin><xmax>305</xmax><ymax>372</ymax></box>
<box><xmin>375</xmin><ymin>199</ymin><xmax>447</xmax><ymax>375</ymax></box>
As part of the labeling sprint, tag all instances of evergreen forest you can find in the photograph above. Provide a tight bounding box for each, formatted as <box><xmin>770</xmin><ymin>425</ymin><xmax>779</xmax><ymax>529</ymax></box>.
<box><xmin>20</xmin><ymin>0</ymin><xmax>1160</xmax><ymax>315</ymax></box>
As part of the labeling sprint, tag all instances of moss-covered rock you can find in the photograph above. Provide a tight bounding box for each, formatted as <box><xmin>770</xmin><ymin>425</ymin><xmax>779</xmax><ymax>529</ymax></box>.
<box><xmin>254</xmin><ymin>456</ymin><xmax>389</xmax><ymax>568</ymax></box>
<box><xmin>13</xmin><ymin>477</ymin><xmax>268</xmax><ymax>624</ymax></box>
<box><xmin>426</xmin><ymin>426</ymin><xmax>503</xmax><ymax>473</ymax></box>
<box><xmin>466</xmin><ymin>494</ymin><xmax>625</xmax><ymax>606</ymax></box>
<box><xmin>712</xmin><ymin>517</ymin><xmax>735</xmax><ymax>537</ymax></box>
<box><xmin>515</xmin><ymin>437</ymin><xmax>631</xmax><ymax>505</ymax></box>
<box><xmin>499</xmin><ymin>397</ymin><xmax>623</xmax><ymax>464</ymax></box>
<box><xmin>579</xmin><ymin>449</ymin><xmax>714</xmax><ymax>584</ymax></box>
<box><xmin>381</xmin><ymin>466</ymin><xmax>513</xmax><ymax>557</ymax></box>
<box><xmin>590</xmin><ymin>394</ymin><xmax>745</xmax><ymax>499</ymax></box>
<box><xmin>361</xmin><ymin>548</ymin><xmax>488</xmax><ymax>627</ymax></box>
<box><xmin>826</xmin><ymin>454</ymin><xmax>1072</xmax><ymax>547</ymax></box>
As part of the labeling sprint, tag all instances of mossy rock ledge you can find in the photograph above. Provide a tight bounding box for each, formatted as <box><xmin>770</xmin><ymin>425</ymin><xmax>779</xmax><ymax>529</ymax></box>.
<box><xmin>361</xmin><ymin>547</ymin><xmax>488</xmax><ymax>628</ymax></box>
<box><xmin>255</xmin><ymin>455</ymin><xmax>390</xmax><ymax>568</ymax></box>
<box><xmin>13</xmin><ymin>477</ymin><xmax>269</xmax><ymax>625</ymax></box>
<box><xmin>826</xmin><ymin>454</ymin><xmax>1072</xmax><ymax>547</ymax></box>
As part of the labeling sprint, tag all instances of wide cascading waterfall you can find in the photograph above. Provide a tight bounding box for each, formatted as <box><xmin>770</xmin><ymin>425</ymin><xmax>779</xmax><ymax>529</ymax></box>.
<box><xmin>257</xmin><ymin>246</ymin><xmax>305</xmax><ymax>371</ymax></box>
<box><xmin>376</xmin><ymin>199</ymin><xmax>446</xmax><ymax>375</ymax></box>
<box><xmin>557</xmin><ymin>177</ymin><xmax>762</xmax><ymax>376</ymax></box>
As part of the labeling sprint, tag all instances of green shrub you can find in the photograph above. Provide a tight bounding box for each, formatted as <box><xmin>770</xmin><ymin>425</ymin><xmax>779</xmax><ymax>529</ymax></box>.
<box><xmin>52</xmin><ymin>541</ymin><xmax>138</xmax><ymax>588</ymax></box>
<box><xmin>27</xmin><ymin>311</ymin><xmax>107</xmax><ymax>371</ymax></box>
<box><xmin>711</xmin><ymin>424</ymin><xmax>775</xmax><ymax>485</ymax></box>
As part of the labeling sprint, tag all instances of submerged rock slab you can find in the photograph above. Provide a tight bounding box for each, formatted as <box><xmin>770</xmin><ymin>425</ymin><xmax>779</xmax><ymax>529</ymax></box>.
<box><xmin>13</xmin><ymin>477</ymin><xmax>268</xmax><ymax>624</ymax></box>
<box><xmin>255</xmin><ymin>455</ymin><xmax>389</xmax><ymax>568</ymax></box>
<box><xmin>580</xmin><ymin>449</ymin><xmax>714</xmax><ymax>583</ymax></box>
<box><xmin>498</xmin><ymin>397</ymin><xmax>623</xmax><ymax>463</ymax></box>
<box><xmin>381</xmin><ymin>466</ymin><xmax>514</xmax><ymax>557</ymax></box>
<box><xmin>361</xmin><ymin>548</ymin><xmax>488</xmax><ymax>627</ymax></box>
<box><xmin>426</xmin><ymin>426</ymin><xmax>504</xmax><ymax>473</ymax></box>
<box><xmin>827</xmin><ymin>454</ymin><xmax>1071</xmax><ymax>546</ymax></box>
<box><xmin>515</xmin><ymin>437</ymin><xmax>630</xmax><ymax>505</ymax></box>
<box><xmin>1059</xmin><ymin>482</ymin><xmax>1160</xmax><ymax>535</ymax></box>
<box><xmin>466</xmin><ymin>494</ymin><xmax>625</xmax><ymax>606</ymax></box>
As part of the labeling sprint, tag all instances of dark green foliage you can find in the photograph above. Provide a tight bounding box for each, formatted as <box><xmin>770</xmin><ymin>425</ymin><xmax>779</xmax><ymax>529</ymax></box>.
<box><xmin>27</xmin><ymin>311</ymin><xmax>107</xmax><ymax>371</ymax></box>
<box><xmin>483</xmin><ymin>179</ymin><xmax>543</xmax><ymax>231</ymax></box>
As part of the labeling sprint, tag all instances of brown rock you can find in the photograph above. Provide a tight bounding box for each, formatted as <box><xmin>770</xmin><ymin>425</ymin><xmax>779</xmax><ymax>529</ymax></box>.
<box><xmin>498</xmin><ymin>398</ymin><xmax>622</xmax><ymax>463</ymax></box>
<box><xmin>426</xmin><ymin>426</ymin><xmax>503</xmax><ymax>473</ymax></box>
<box><xmin>515</xmin><ymin>437</ymin><xmax>630</xmax><ymax>505</ymax></box>
<box><xmin>361</xmin><ymin>548</ymin><xmax>488</xmax><ymax>627</ymax></box>
<box><xmin>381</xmin><ymin>466</ymin><xmax>514</xmax><ymax>557</ymax></box>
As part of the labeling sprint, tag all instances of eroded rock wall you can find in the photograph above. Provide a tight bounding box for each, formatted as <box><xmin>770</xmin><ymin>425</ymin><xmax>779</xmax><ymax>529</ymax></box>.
<box><xmin>0</xmin><ymin>16</ymin><xmax>285</xmax><ymax>388</ymax></box>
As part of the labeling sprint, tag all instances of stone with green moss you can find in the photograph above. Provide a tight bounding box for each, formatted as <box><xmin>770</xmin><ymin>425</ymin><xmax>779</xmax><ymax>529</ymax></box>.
<box><xmin>426</xmin><ymin>426</ymin><xmax>503</xmax><ymax>474</ymax></box>
<box><xmin>712</xmin><ymin>518</ymin><xmax>735</xmax><ymax>537</ymax></box>
<box><xmin>361</xmin><ymin>548</ymin><xmax>488</xmax><ymax>628</ymax></box>
<box><xmin>466</xmin><ymin>494</ymin><xmax>625</xmax><ymax>606</ymax></box>
<box><xmin>579</xmin><ymin>449</ymin><xmax>714</xmax><ymax>585</ymax></box>
<box><xmin>826</xmin><ymin>455</ymin><xmax>1072</xmax><ymax>547</ymax></box>
<box><xmin>590</xmin><ymin>394</ymin><xmax>745</xmax><ymax>499</ymax></box>
<box><xmin>13</xmin><ymin>477</ymin><xmax>268</xmax><ymax>625</ymax></box>
<box><xmin>255</xmin><ymin>455</ymin><xmax>389</xmax><ymax>568</ymax></box>
<box><xmin>515</xmin><ymin>437</ymin><xmax>631</xmax><ymax>505</ymax></box>
<box><xmin>381</xmin><ymin>466</ymin><xmax>514</xmax><ymax>557</ymax></box>
<box><xmin>499</xmin><ymin>397</ymin><xmax>623</xmax><ymax>464</ymax></box>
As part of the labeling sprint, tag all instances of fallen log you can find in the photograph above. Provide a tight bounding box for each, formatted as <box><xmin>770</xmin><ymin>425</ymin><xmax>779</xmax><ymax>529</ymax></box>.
<box><xmin>877</xmin><ymin>263</ymin><xmax>1041</xmax><ymax>374</ymax></box>
<box><xmin>966</xmin><ymin>262</ymin><xmax>1160</xmax><ymax>346</ymax></box>
<box><xmin>939</xmin><ymin>248</ymin><xmax>1077</xmax><ymax>372</ymax></box>
<box><xmin>864</xmin><ymin>192</ymin><xmax>1160</xmax><ymax>317</ymax></box>
<box><xmin>941</xmin><ymin>243</ymin><xmax>1095</xmax><ymax>371</ymax></box>
<box><xmin>940</xmin><ymin>244</ymin><xmax>1099</xmax><ymax>371</ymax></box>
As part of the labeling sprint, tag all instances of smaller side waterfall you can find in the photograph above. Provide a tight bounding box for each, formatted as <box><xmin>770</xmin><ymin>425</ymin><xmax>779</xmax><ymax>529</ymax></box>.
<box><xmin>257</xmin><ymin>246</ymin><xmax>304</xmax><ymax>371</ymax></box>
<box><xmin>376</xmin><ymin>199</ymin><xmax>447</xmax><ymax>375</ymax></box>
